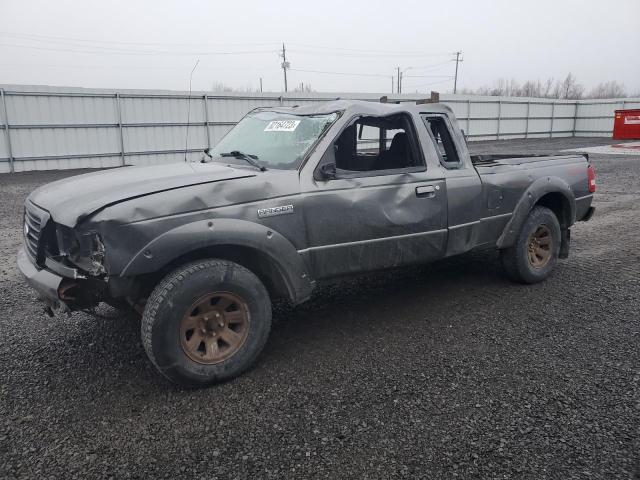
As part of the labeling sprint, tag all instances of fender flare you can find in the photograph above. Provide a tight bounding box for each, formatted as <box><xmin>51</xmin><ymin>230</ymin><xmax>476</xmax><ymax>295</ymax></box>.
<box><xmin>496</xmin><ymin>176</ymin><xmax>576</xmax><ymax>249</ymax></box>
<box><xmin>119</xmin><ymin>218</ymin><xmax>313</xmax><ymax>304</ymax></box>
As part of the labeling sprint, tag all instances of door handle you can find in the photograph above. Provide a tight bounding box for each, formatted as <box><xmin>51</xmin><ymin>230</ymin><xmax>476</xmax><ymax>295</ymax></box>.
<box><xmin>416</xmin><ymin>185</ymin><xmax>438</xmax><ymax>198</ymax></box>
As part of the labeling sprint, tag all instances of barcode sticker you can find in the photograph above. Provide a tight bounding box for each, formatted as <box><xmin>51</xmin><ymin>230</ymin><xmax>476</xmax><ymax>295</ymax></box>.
<box><xmin>264</xmin><ymin>120</ymin><xmax>301</xmax><ymax>132</ymax></box>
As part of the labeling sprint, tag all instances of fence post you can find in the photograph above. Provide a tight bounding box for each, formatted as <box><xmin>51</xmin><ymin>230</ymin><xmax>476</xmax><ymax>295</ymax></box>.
<box><xmin>466</xmin><ymin>99</ymin><xmax>471</xmax><ymax>136</ymax></box>
<box><xmin>525</xmin><ymin>101</ymin><xmax>530</xmax><ymax>139</ymax></box>
<box><xmin>203</xmin><ymin>94</ymin><xmax>211</xmax><ymax>149</ymax></box>
<box><xmin>549</xmin><ymin>102</ymin><xmax>555</xmax><ymax>139</ymax></box>
<box><xmin>572</xmin><ymin>102</ymin><xmax>578</xmax><ymax>137</ymax></box>
<box><xmin>496</xmin><ymin>100</ymin><xmax>502</xmax><ymax>140</ymax></box>
<box><xmin>115</xmin><ymin>93</ymin><xmax>126</xmax><ymax>166</ymax></box>
<box><xmin>1</xmin><ymin>88</ymin><xmax>14</xmax><ymax>173</ymax></box>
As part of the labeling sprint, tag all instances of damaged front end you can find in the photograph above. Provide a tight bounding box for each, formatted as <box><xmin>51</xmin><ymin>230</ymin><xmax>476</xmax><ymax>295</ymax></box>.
<box><xmin>53</xmin><ymin>224</ymin><xmax>106</xmax><ymax>277</ymax></box>
<box><xmin>19</xmin><ymin>201</ymin><xmax>109</xmax><ymax>315</ymax></box>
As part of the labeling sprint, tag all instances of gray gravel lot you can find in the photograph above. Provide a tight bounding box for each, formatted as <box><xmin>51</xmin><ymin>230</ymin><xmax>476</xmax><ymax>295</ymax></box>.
<box><xmin>1</xmin><ymin>137</ymin><xmax>638</xmax><ymax>479</ymax></box>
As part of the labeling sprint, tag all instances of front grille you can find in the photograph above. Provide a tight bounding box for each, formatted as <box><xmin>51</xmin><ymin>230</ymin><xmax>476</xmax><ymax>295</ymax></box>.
<box><xmin>23</xmin><ymin>202</ymin><xmax>48</xmax><ymax>263</ymax></box>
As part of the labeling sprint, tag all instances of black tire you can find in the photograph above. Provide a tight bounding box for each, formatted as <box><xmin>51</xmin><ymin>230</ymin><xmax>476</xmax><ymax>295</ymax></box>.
<box><xmin>500</xmin><ymin>206</ymin><xmax>561</xmax><ymax>284</ymax></box>
<box><xmin>141</xmin><ymin>259</ymin><xmax>272</xmax><ymax>387</ymax></box>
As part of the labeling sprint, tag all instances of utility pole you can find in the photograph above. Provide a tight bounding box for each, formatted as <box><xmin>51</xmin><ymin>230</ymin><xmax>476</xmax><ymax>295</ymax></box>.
<box><xmin>397</xmin><ymin>66</ymin><xmax>401</xmax><ymax>94</ymax></box>
<box><xmin>453</xmin><ymin>51</ymin><xmax>463</xmax><ymax>94</ymax></box>
<box><xmin>280</xmin><ymin>43</ymin><xmax>289</xmax><ymax>93</ymax></box>
<box><xmin>259</xmin><ymin>77</ymin><xmax>263</xmax><ymax>93</ymax></box>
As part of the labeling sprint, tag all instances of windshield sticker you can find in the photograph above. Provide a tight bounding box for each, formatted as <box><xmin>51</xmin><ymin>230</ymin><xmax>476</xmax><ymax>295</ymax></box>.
<box><xmin>264</xmin><ymin>120</ymin><xmax>301</xmax><ymax>132</ymax></box>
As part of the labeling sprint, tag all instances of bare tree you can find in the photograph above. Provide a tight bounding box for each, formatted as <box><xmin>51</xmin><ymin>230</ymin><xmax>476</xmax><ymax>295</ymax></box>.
<box><xmin>554</xmin><ymin>73</ymin><xmax>584</xmax><ymax>99</ymax></box>
<box><xmin>521</xmin><ymin>80</ymin><xmax>543</xmax><ymax>98</ymax></box>
<box><xmin>293</xmin><ymin>83</ymin><xmax>314</xmax><ymax>93</ymax></box>
<box><xmin>542</xmin><ymin>78</ymin><xmax>555</xmax><ymax>98</ymax></box>
<box><xmin>211</xmin><ymin>81</ymin><xmax>260</xmax><ymax>93</ymax></box>
<box><xmin>587</xmin><ymin>81</ymin><xmax>627</xmax><ymax>99</ymax></box>
<box><xmin>460</xmin><ymin>73</ymin><xmax>637</xmax><ymax>99</ymax></box>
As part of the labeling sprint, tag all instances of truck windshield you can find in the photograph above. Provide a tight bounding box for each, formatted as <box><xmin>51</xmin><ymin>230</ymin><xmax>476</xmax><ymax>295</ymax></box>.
<box><xmin>208</xmin><ymin>111</ymin><xmax>339</xmax><ymax>170</ymax></box>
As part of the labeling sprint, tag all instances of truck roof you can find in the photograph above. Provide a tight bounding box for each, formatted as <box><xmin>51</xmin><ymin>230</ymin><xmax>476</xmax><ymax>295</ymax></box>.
<box><xmin>252</xmin><ymin>99</ymin><xmax>454</xmax><ymax>117</ymax></box>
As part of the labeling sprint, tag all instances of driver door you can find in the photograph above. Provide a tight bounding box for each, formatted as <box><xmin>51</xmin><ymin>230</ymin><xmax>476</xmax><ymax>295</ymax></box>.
<box><xmin>299</xmin><ymin>114</ymin><xmax>447</xmax><ymax>279</ymax></box>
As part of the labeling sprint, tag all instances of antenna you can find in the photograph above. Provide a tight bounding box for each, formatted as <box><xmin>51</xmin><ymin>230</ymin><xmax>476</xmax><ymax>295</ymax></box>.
<box><xmin>184</xmin><ymin>59</ymin><xmax>200</xmax><ymax>162</ymax></box>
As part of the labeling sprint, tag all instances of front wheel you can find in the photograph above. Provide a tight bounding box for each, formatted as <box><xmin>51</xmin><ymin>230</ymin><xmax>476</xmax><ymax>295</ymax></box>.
<box><xmin>141</xmin><ymin>259</ymin><xmax>272</xmax><ymax>387</ymax></box>
<box><xmin>500</xmin><ymin>206</ymin><xmax>561</xmax><ymax>284</ymax></box>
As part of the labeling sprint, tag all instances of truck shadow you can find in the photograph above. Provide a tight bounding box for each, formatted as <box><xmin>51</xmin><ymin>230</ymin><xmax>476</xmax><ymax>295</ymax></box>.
<box><xmin>263</xmin><ymin>250</ymin><xmax>508</xmax><ymax>358</ymax></box>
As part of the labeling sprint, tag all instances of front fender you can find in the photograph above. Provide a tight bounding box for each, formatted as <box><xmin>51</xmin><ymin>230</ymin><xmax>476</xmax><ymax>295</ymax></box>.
<box><xmin>120</xmin><ymin>218</ymin><xmax>313</xmax><ymax>303</ymax></box>
<box><xmin>496</xmin><ymin>176</ymin><xmax>575</xmax><ymax>249</ymax></box>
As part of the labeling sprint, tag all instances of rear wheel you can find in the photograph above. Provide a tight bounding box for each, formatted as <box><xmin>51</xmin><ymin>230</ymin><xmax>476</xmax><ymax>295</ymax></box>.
<box><xmin>500</xmin><ymin>206</ymin><xmax>561</xmax><ymax>284</ymax></box>
<box><xmin>141</xmin><ymin>259</ymin><xmax>271</xmax><ymax>387</ymax></box>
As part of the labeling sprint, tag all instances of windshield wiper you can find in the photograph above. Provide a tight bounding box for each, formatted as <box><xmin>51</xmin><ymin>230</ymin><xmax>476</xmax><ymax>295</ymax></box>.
<box><xmin>220</xmin><ymin>151</ymin><xmax>266</xmax><ymax>171</ymax></box>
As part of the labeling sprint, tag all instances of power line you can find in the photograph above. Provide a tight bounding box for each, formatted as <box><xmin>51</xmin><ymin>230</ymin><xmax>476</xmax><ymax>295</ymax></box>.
<box><xmin>0</xmin><ymin>31</ymin><xmax>464</xmax><ymax>92</ymax></box>
<box><xmin>402</xmin><ymin>74</ymin><xmax>455</xmax><ymax>78</ymax></box>
<box><xmin>402</xmin><ymin>77</ymin><xmax>454</xmax><ymax>90</ymax></box>
<box><xmin>2</xmin><ymin>62</ymin><xmax>279</xmax><ymax>71</ymax></box>
<box><xmin>289</xmin><ymin>68</ymin><xmax>391</xmax><ymax>78</ymax></box>
<box><xmin>287</xmin><ymin>48</ymin><xmax>452</xmax><ymax>59</ymax></box>
<box><xmin>288</xmin><ymin>43</ymin><xmax>450</xmax><ymax>56</ymax></box>
<box><xmin>402</xmin><ymin>61</ymin><xmax>452</xmax><ymax>71</ymax></box>
<box><xmin>0</xmin><ymin>42</ymin><xmax>278</xmax><ymax>56</ymax></box>
<box><xmin>0</xmin><ymin>31</ymin><xmax>280</xmax><ymax>48</ymax></box>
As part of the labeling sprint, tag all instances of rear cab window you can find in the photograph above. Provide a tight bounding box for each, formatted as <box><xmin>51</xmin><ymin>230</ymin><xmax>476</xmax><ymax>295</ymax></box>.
<box><xmin>422</xmin><ymin>115</ymin><xmax>462</xmax><ymax>169</ymax></box>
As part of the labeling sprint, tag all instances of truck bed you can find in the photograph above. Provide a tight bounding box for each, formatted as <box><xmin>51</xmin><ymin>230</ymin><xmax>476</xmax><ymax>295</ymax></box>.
<box><xmin>471</xmin><ymin>152</ymin><xmax>593</xmax><ymax>237</ymax></box>
<box><xmin>470</xmin><ymin>153</ymin><xmax>587</xmax><ymax>166</ymax></box>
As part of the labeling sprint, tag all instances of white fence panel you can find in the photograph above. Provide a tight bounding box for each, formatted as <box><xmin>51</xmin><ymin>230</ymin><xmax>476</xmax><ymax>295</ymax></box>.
<box><xmin>1</xmin><ymin>84</ymin><xmax>638</xmax><ymax>172</ymax></box>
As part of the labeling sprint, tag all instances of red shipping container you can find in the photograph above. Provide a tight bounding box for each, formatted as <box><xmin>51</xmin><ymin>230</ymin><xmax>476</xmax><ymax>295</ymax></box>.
<box><xmin>613</xmin><ymin>109</ymin><xmax>640</xmax><ymax>139</ymax></box>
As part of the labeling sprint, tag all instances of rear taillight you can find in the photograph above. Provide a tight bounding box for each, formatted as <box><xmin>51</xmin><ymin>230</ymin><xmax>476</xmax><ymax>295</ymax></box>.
<box><xmin>587</xmin><ymin>165</ymin><xmax>596</xmax><ymax>193</ymax></box>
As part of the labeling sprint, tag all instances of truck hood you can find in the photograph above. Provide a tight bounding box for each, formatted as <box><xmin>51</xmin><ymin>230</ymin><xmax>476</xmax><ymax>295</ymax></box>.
<box><xmin>29</xmin><ymin>162</ymin><xmax>256</xmax><ymax>227</ymax></box>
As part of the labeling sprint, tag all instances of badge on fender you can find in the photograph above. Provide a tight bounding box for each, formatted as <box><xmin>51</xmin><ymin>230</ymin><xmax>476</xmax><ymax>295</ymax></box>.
<box><xmin>257</xmin><ymin>205</ymin><xmax>294</xmax><ymax>218</ymax></box>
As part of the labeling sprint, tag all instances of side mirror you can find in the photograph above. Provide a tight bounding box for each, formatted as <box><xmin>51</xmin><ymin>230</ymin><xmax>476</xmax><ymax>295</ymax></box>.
<box><xmin>320</xmin><ymin>162</ymin><xmax>337</xmax><ymax>180</ymax></box>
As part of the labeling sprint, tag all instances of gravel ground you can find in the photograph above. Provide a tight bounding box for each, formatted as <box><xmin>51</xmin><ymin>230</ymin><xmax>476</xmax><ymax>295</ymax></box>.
<box><xmin>0</xmin><ymin>137</ymin><xmax>638</xmax><ymax>479</ymax></box>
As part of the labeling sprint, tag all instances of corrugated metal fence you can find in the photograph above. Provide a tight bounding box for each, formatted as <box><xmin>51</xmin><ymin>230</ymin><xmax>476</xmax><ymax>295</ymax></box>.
<box><xmin>1</xmin><ymin>84</ymin><xmax>639</xmax><ymax>173</ymax></box>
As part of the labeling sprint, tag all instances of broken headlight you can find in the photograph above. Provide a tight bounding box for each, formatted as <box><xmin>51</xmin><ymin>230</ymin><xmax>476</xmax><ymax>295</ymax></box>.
<box><xmin>55</xmin><ymin>224</ymin><xmax>106</xmax><ymax>276</ymax></box>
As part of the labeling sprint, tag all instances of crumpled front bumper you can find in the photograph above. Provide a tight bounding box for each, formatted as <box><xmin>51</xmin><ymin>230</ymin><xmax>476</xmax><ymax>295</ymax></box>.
<box><xmin>17</xmin><ymin>247</ymin><xmax>69</xmax><ymax>313</ymax></box>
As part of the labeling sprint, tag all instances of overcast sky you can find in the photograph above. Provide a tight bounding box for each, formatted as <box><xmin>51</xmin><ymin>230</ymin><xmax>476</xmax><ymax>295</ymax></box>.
<box><xmin>2</xmin><ymin>0</ymin><xmax>639</xmax><ymax>94</ymax></box>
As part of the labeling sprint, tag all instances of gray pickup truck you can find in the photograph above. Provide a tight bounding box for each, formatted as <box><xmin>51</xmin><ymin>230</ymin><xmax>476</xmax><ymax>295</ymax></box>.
<box><xmin>18</xmin><ymin>100</ymin><xmax>595</xmax><ymax>386</ymax></box>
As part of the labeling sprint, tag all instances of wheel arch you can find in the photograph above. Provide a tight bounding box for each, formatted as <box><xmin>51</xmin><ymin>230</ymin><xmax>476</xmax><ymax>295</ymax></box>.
<box><xmin>535</xmin><ymin>191</ymin><xmax>572</xmax><ymax>229</ymax></box>
<box><xmin>118</xmin><ymin>218</ymin><xmax>314</xmax><ymax>305</ymax></box>
<box><xmin>496</xmin><ymin>176</ymin><xmax>575</xmax><ymax>249</ymax></box>
<box><xmin>158</xmin><ymin>244</ymin><xmax>294</xmax><ymax>301</ymax></box>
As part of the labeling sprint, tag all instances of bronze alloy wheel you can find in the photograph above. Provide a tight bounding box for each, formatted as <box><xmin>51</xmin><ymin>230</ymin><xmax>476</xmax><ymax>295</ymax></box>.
<box><xmin>527</xmin><ymin>224</ymin><xmax>553</xmax><ymax>268</ymax></box>
<box><xmin>180</xmin><ymin>292</ymin><xmax>250</xmax><ymax>364</ymax></box>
